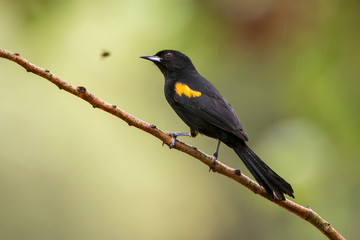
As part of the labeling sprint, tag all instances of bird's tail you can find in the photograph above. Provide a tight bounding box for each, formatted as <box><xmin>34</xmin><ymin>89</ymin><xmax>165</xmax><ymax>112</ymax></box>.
<box><xmin>233</xmin><ymin>143</ymin><xmax>294</xmax><ymax>200</ymax></box>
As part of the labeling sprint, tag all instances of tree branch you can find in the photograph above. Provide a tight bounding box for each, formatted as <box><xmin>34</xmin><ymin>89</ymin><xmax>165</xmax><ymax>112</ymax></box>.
<box><xmin>0</xmin><ymin>47</ymin><xmax>345</xmax><ymax>240</ymax></box>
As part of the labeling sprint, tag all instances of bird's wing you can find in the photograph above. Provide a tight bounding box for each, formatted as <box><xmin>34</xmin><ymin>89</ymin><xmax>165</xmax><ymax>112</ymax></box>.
<box><xmin>173</xmin><ymin>90</ymin><xmax>249</xmax><ymax>141</ymax></box>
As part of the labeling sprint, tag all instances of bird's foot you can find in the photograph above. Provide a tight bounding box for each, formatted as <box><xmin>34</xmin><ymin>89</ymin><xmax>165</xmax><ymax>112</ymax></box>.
<box><xmin>168</xmin><ymin>133</ymin><xmax>177</xmax><ymax>149</ymax></box>
<box><xmin>164</xmin><ymin>131</ymin><xmax>189</xmax><ymax>149</ymax></box>
<box><xmin>208</xmin><ymin>153</ymin><xmax>217</xmax><ymax>172</ymax></box>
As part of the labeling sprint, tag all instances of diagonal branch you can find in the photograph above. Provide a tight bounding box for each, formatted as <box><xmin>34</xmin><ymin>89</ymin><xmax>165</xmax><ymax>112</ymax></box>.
<box><xmin>0</xmin><ymin>48</ymin><xmax>345</xmax><ymax>240</ymax></box>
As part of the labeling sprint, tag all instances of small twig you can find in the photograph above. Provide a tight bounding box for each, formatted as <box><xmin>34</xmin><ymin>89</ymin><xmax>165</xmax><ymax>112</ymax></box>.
<box><xmin>0</xmin><ymin>48</ymin><xmax>345</xmax><ymax>240</ymax></box>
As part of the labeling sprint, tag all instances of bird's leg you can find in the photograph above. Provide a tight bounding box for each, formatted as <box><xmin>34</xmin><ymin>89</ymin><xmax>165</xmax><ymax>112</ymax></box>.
<box><xmin>209</xmin><ymin>140</ymin><xmax>221</xmax><ymax>172</ymax></box>
<box><xmin>165</xmin><ymin>132</ymin><xmax>190</xmax><ymax>149</ymax></box>
<box><xmin>212</xmin><ymin>140</ymin><xmax>221</xmax><ymax>161</ymax></box>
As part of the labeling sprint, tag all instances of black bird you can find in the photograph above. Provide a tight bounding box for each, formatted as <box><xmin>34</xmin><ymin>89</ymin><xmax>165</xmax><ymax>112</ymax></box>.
<box><xmin>141</xmin><ymin>50</ymin><xmax>294</xmax><ymax>200</ymax></box>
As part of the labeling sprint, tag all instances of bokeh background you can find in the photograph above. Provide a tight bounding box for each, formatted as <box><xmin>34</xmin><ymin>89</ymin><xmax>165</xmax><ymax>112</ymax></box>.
<box><xmin>1</xmin><ymin>0</ymin><xmax>359</xmax><ymax>239</ymax></box>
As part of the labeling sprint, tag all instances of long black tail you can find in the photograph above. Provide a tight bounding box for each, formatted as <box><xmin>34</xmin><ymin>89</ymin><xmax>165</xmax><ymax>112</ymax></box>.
<box><xmin>233</xmin><ymin>143</ymin><xmax>294</xmax><ymax>200</ymax></box>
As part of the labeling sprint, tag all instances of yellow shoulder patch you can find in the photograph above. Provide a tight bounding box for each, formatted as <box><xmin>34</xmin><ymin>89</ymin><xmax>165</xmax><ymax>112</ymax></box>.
<box><xmin>175</xmin><ymin>82</ymin><xmax>201</xmax><ymax>98</ymax></box>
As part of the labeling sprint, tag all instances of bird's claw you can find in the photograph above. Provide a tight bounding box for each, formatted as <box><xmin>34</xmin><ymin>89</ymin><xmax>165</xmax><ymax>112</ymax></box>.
<box><xmin>208</xmin><ymin>154</ymin><xmax>217</xmax><ymax>172</ymax></box>
<box><xmin>163</xmin><ymin>132</ymin><xmax>177</xmax><ymax>149</ymax></box>
<box><xmin>168</xmin><ymin>134</ymin><xmax>177</xmax><ymax>149</ymax></box>
<box><xmin>163</xmin><ymin>131</ymin><xmax>190</xmax><ymax>148</ymax></box>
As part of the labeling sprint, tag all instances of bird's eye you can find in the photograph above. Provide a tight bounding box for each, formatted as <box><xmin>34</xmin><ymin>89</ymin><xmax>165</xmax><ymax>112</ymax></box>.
<box><xmin>165</xmin><ymin>52</ymin><xmax>172</xmax><ymax>58</ymax></box>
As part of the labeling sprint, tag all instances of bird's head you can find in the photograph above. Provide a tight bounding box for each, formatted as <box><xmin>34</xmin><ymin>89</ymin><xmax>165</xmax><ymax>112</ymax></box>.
<box><xmin>140</xmin><ymin>50</ymin><xmax>195</xmax><ymax>76</ymax></box>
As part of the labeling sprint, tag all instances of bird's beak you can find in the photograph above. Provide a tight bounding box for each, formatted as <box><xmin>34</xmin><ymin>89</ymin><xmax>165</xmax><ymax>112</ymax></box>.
<box><xmin>140</xmin><ymin>54</ymin><xmax>162</xmax><ymax>62</ymax></box>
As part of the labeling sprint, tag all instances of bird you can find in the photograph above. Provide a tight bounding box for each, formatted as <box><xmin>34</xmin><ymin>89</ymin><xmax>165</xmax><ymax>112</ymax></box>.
<box><xmin>140</xmin><ymin>50</ymin><xmax>294</xmax><ymax>200</ymax></box>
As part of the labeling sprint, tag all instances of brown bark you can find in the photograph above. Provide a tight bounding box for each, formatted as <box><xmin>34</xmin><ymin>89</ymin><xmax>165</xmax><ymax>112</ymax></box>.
<box><xmin>0</xmin><ymin>48</ymin><xmax>345</xmax><ymax>240</ymax></box>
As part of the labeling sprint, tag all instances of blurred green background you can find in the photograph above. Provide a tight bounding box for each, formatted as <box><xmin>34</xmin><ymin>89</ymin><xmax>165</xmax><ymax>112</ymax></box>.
<box><xmin>1</xmin><ymin>0</ymin><xmax>359</xmax><ymax>239</ymax></box>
